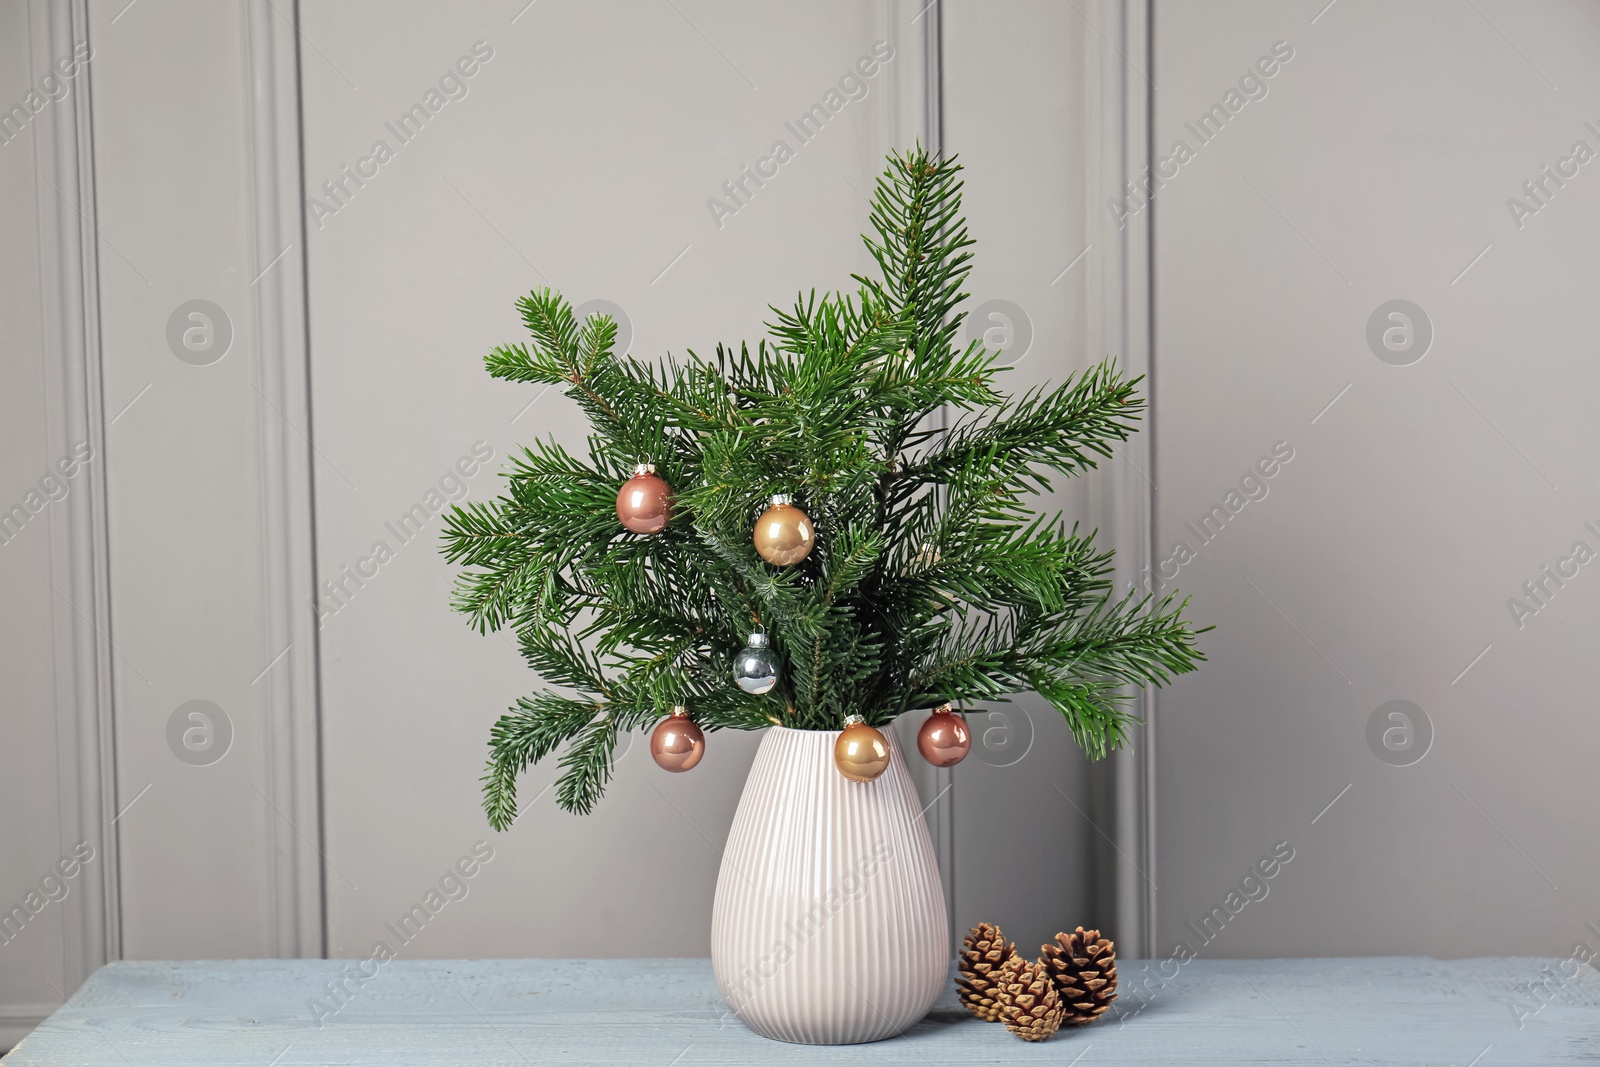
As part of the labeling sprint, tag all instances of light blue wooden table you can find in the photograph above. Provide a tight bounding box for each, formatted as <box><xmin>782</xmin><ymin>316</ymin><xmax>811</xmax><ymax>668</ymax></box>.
<box><xmin>7</xmin><ymin>957</ymin><xmax>1597</xmax><ymax>1064</ymax></box>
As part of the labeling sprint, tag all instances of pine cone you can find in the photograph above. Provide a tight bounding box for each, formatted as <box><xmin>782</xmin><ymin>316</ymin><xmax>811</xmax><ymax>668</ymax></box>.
<box><xmin>994</xmin><ymin>955</ymin><xmax>1064</xmax><ymax>1041</ymax></box>
<box><xmin>1040</xmin><ymin>927</ymin><xmax>1118</xmax><ymax>1025</ymax></box>
<box><xmin>955</xmin><ymin>922</ymin><xmax>1016</xmax><ymax>1022</ymax></box>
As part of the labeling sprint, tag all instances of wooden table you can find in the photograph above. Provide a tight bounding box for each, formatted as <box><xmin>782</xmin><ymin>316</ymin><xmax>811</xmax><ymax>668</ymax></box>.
<box><xmin>7</xmin><ymin>957</ymin><xmax>1597</xmax><ymax>1064</ymax></box>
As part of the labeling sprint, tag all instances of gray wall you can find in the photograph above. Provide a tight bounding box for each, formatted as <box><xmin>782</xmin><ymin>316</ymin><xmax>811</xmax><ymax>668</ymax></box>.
<box><xmin>1150</xmin><ymin>0</ymin><xmax>1600</xmax><ymax>958</ymax></box>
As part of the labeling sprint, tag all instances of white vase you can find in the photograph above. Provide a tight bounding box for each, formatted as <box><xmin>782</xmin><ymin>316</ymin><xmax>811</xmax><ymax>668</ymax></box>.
<box><xmin>711</xmin><ymin>725</ymin><xmax>949</xmax><ymax>1044</ymax></box>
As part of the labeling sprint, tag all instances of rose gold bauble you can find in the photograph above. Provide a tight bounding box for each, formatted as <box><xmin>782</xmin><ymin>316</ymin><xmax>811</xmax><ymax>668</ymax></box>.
<box><xmin>650</xmin><ymin>707</ymin><xmax>704</xmax><ymax>772</ymax></box>
<box><xmin>916</xmin><ymin>705</ymin><xmax>971</xmax><ymax>767</ymax></box>
<box><xmin>617</xmin><ymin>463</ymin><xmax>672</xmax><ymax>534</ymax></box>
<box><xmin>833</xmin><ymin>716</ymin><xmax>890</xmax><ymax>782</ymax></box>
<box><xmin>754</xmin><ymin>494</ymin><xmax>815</xmax><ymax>566</ymax></box>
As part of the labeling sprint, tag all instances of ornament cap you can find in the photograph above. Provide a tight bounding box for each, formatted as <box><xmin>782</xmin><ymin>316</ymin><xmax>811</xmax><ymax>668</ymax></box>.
<box><xmin>669</xmin><ymin>704</ymin><xmax>689</xmax><ymax>718</ymax></box>
<box><xmin>632</xmin><ymin>461</ymin><xmax>656</xmax><ymax>477</ymax></box>
<box><xmin>769</xmin><ymin>492</ymin><xmax>793</xmax><ymax>507</ymax></box>
<box><xmin>842</xmin><ymin>713</ymin><xmax>865</xmax><ymax>728</ymax></box>
<box><xmin>745</xmin><ymin>632</ymin><xmax>769</xmax><ymax>647</ymax></box>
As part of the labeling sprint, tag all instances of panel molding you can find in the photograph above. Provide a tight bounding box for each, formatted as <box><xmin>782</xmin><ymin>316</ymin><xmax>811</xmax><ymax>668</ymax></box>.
<box><xmin>29</xmin><ymin>0</ymin><xmax>326</xmax><ymax>986</ymax></box>
<box><xmin>1080</xmin><ymin>0</ymin><xmax>1157</xmax><ymax>957</ymax></box>
<box><xmin>244</xmin><ymin>0</ymin><xmax>325</xmax><ymax>959</ymax></box>
<box><xmin>37</xmin><ymin>0</ymin><xmax>119</xmax><ymax>983</ymax></box>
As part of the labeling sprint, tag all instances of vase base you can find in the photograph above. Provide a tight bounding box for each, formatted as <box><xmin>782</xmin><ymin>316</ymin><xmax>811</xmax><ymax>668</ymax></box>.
<box><xmin>731</xmin><ymin>1020</ymin><xmax>924</xmax><ymax>1045</ymax></box>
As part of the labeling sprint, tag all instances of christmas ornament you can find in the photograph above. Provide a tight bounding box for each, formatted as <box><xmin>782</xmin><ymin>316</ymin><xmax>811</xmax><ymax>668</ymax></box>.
<box><xmin>995</xmin><ymin>956</ymin><xmax>1065</xmax><ymax>1042</ymax></box>
<box><xmin>916</xmin><ymin>703</ymin><xmax>971</xmax><ymax>767</ymax></box>
<box><xmin>753</xmin><ymin>494</ymin><xmax>815</xmax><ymax>566</ymax></box>
<box><xmin>833</xmin><ymin>715</ymin><xmax>890</xmax><ymax>781</ymax></box>
<box><xmin>1040</xmin><ymin>927</ymin><xmax>1118</xmax><ymax>1026</ymax></box>
<box><xmin>733</xmin><ymin>632</ymin><xmax>779</xmax><ymax>695</ymax></box>
<box><xmin>650</xmin><ymin>706</ymin><xmax>704</xmax><ymax>772</ymax></box>
<box><xmin>616</xmin><ymin>463</ymin><xmax>672</xmax><ymax>534</ymax></box>
<box><xmin>956</xmin><ymin>922</ymin><xmax>1017</xmax><ymax>1022</ymax></box>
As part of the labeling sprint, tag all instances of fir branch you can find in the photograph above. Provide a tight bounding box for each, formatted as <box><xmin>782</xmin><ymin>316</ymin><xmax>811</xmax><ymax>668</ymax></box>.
<box><xmin>451</xmin><ymin>145</ymin><xmax>1208</xmax><ymax>822</ymax></box>
<box><xmin>904</xmin><ymin>361</ymin><xmax>1145</xmax><ymax>487</ymax></box>
<box><xmin>554</xmin><ymin>715</ymin><xmax>619</xmax><ymax>815</ymax></box>
<box><xmin>483</xmin><ymin>694</ymin><xmax>606</xmax><ymax>830</ymax></box>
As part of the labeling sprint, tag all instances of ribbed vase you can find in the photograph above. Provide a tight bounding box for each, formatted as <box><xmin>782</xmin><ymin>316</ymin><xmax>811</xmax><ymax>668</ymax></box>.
<box><xmin>710</xmin><ymin>726</ymin><xmax>949</xmax><ymax>1044</ymax></box>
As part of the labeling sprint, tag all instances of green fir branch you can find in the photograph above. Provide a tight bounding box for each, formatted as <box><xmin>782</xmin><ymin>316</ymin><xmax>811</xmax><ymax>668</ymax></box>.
<box><xmin>449</xmin><ymin>144</ymin><xmax>1208</xmax><ymax>823</ymax></box>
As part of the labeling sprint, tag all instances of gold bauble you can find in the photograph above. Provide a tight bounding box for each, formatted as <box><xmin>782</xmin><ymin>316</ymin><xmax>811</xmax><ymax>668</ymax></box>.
<box><xmin>753</xmin><ymin>494</ymin><xmax>814</xmax><ymax>566</ymax></box>
<box><xmin>834</xmin><ymin>715</ymin><xmax>890</xmax><ymax>782</ymax></box>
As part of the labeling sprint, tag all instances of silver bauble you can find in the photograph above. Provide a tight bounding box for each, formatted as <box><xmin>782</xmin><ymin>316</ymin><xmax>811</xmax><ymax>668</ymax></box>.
<box><xmin>733</xmin><ymin>633</ymin><xmax>779</xmax><ymax>695</ymax></box>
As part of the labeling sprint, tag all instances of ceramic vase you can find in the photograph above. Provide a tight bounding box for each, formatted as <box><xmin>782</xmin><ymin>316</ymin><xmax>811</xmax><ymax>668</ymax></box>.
<box><xmin>710</xmin><ymin>725</ymin><xmax>948</xmax><ymax>1044</ymax></box>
